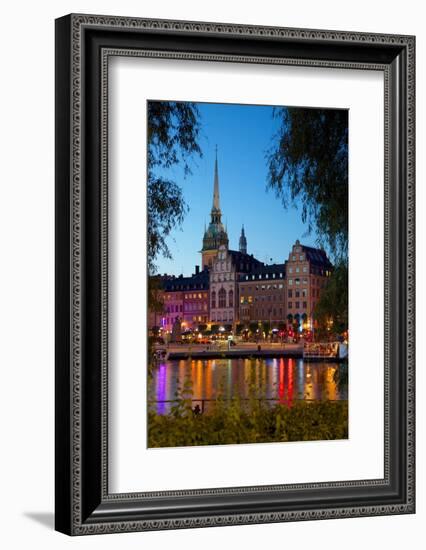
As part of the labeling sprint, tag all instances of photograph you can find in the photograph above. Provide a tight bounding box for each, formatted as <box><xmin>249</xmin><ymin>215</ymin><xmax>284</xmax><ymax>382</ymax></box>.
<box><xmin>147</xmin><ymin>100</ymin><xmax>349</xmax><ymax>448</ymax></box>
<box><xmin>52</xmin><ymin>9</ymin><xmax>415</xmax><ymax>538</ymax></box>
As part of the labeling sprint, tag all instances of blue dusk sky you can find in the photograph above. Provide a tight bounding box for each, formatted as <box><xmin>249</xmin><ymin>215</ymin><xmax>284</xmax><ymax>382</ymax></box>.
<box><xmin>153</xmin><ymin>101</ymin><xmax>320</xmax><ymax>277</ymax></box>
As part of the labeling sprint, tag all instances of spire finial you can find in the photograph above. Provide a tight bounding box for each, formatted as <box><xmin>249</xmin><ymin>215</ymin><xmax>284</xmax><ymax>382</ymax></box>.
<box><xmin>212</xmin><ymin>147</ymin><xmax>220</xmax><ymax>212</ymax></box>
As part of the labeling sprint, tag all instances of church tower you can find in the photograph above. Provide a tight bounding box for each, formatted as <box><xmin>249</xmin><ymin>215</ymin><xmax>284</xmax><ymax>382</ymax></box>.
<box><xmin>239</xmin><ymin>225</ymin><xmax>247</xmax><ymax>254</ymax></box>
<box><xmin>201</xmin><ymin>148</ymin><xmax>229</xmax><ymax>269</ymax></box>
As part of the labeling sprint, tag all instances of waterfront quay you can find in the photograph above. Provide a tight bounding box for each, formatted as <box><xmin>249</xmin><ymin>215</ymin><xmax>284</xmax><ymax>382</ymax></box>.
<box><xmin>155</xmin><ymin>341</ymin><xmax>347</xmax><ymax>361</ymax></box>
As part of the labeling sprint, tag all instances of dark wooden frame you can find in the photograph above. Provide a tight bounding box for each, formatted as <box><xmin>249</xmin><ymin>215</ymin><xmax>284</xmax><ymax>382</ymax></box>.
<box><xmin>55</xmin><ymin>13</ymin><xmax>415</xmax><ymax>535</ymax></box>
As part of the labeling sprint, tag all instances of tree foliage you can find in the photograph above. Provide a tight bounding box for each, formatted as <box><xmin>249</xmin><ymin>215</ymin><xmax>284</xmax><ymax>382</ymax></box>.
<box><xmin>313</xmin><ymin>263</ymin><xmax>348</xmax><ymax>335</ymax></box>
<box><xmin>267</xmin><ymin>107</ymin><xmax>348</xmax><ymax>263</ymax></box>
<box><xmin>147</xmin><ymin>101</ymin><xmax>202</xmax><ymax>274</ymax></box>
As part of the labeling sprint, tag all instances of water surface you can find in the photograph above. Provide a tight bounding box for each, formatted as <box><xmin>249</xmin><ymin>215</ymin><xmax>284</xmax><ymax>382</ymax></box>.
<box><xmin>148</xmin><ymin>357</ymin><xmax>348</xmax><ymax>414</ymax></box>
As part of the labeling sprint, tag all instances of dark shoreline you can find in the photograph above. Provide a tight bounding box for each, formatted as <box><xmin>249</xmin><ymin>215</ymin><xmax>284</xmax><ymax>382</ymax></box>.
<box><xmin>166</xmin><ymin>349</ymin><xmax>347</xmax><ymax>362</ymax></box>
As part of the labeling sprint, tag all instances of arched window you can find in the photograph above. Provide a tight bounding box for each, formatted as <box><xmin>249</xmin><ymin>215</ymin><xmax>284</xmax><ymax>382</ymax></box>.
<box><xmin>218</xmin><ymin>288</ymin><xmax>226</xmax><ymax>308</ymax></box>
<box><xmin>211</xmin><ymin>291</ymin><xmax>216</xmax><ymax>309</ymax></box>
<box><xmin>228</xmin><ymin>289</ymin><xmax>234</xmax><ymax>308</ymax></box>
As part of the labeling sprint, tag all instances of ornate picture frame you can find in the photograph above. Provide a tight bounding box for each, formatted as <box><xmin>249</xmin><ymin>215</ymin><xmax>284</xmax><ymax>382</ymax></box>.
<box><xmin>55</xmin><ymin>13</ymin><xmax>415</xmax><ymax>535</ymax></box>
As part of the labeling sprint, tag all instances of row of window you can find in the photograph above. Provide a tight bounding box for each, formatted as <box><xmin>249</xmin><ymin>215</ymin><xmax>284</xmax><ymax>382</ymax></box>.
<box><xmin>211</xmin><ymin>313</ymin><xmax>234</xmax><ymax>322</ymax></box>
<box><xmin>244</xmin><ymin>272</ymin><xmax>284</xmax><ymax>281</ymax></box>
<box><xmin>166</xmin><ymin>304</ymin><xmax>183</xmax><ymax>314</ymax></box>
<box><xmin>211</xmin><ymin>273</ymin><xmax>234</xmax><ymax>282</ymax></box>
<box><xmin>291</xmin><ymin>252</ymin><xmax>305</xmax><ymax>261</ymax></box>
<box><xmin>250</xmin><ymin>308</ymin><xmax>284</xmax><ymax>319</ymax></box>
<box><xmin>184</xmin><ymin>292</ymin><xmax>207</xmax><ymax>299</ymax></box>
<box><xmin>288</xmin><ymin>302</ymin><xmax>308</xmax><ymax>309</ymax></box>
<box><xmin>184</xmin><ymin>303</ymin><xmax>208</xmax><ymax>312</ymax></box>
<box><xmin>288</xmin><ymin>289</ymin><xmax>308</xmax><ymax>298</ymax></box>
<box><xmin>288</xmin><ymin>278</ymin><xmax>308</xmax><ymax>286</ymax></box>
<box><xmin>241</xmin><ymin>294</ymin><xmax>284</xmax><ymax>304</ymax></box>
<box><xmin>214</xmin><ymin>261</ymin><xmax>231</xmax><ymax>272</ymax></box>
<box><xmin>241</xmin><ymin>283</ymin><xmax>284</xmax><ymax>292</ymax></box>
<box><xmin>211</xmin><ymin>289</ymin><xmax>234</xmax><ymax>309</ymax></box>
<box><xmin>288</xmin><ymin>265</ymin><xmax>308</xmax><ymax>274</ymax></box>
<box><xmin>187</xmin><ymin>315</ymin><xmax>207</xmax><ymax>323</ymax></box>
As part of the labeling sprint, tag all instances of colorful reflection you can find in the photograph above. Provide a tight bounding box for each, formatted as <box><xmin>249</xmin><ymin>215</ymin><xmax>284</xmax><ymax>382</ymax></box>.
<box><xmin>148</xmin><ymin>358</ymin><xmax>348</xmax><ymax>415</ymax></box>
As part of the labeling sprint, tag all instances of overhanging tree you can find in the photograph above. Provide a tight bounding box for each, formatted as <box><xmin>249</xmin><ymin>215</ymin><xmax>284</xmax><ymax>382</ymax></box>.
<box><xmin>267</xmin><ymin>107</ymin><xmax>348</xmax><ymax>262</ymax></box>
<box><xmin>148</xmin><ymin>101</ymin><xmax>202</xmax><ymax>275</ymax></box>
<box><xmin>267</xmin><ymin>107</ymin><xmax>349</xmax><ymax>334</ymax></box>
<box><xmin>147</xmin><ymin>101</ymin><xmax>202</xmax><ymax>365</ymax></box>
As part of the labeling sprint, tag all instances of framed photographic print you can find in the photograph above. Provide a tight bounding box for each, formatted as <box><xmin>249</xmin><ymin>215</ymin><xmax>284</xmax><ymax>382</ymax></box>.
<box><xmin>55</xmin><ymin>14</ymin><xmax>415</xmax><ymax>535</ymax></box>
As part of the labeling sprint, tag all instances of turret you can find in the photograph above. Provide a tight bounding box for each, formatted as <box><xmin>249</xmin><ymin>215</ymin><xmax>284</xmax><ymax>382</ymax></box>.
<box><xmin>239</xmin><ymin>225</ymin><xmax>247</xmax><ymax>254</ymax></box>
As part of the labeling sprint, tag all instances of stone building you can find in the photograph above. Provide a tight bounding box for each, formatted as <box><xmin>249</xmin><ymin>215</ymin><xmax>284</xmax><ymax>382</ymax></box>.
<box><xmin>285</xmin><ymin>240</ymin><xmax>333</xmax><ymax>327</ymax></box>
<box><xmin>209</xmin><ymin>244</ymin><xmax>263</xmax><ymax>325</ymax></box>
<box><xmin>162</xmin><ymin>267</ymin><xmax>209</xmax><ymax>331</ymax></box>
<box><xmin>161</xmin><ymin>286</ymin><xmax>183</xmax><ymax>333</ymax></box>
<box><xmin>238</xmin><ymin>264</ymin><xmax>286</xmax><ymax>325</ymax></box>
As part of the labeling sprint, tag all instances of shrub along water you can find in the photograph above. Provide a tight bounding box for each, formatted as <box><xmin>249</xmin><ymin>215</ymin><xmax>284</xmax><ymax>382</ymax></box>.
<box><xmin>148</xmin><ymin>377</ymin><xmax>348</xmax><ymax>448</ymax></box>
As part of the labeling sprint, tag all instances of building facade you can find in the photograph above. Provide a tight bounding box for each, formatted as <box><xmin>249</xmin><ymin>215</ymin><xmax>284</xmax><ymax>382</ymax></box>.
<box><xmin>209</xmin><ymin>244</ymin><xmax>263</xmax><ymax>325</ymax></box>
<box><xmin>148</xmin><ymin>151</ymin><xmax>334</xmax><ymax>335</ymax></box>
<box><xmin>238</xmin><ymin>264</ymin><xmax>286</xmax><ymax>325</ymax></box>
<box><xmin>284</xmin><ymin>240</ymin><xmax>333</xmax><ymax>327</ymax></box>
<box><xmin>161</xmin><ymin>267</ymin><xmax>209</xmax><ymax>331</ymax></box>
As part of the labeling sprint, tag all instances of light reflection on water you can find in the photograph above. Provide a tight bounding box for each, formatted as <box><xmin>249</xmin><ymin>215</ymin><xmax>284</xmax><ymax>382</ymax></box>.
<box><xmin>149</xmin><ymin>358</ymin><xmax>348</xmax><ymax>415</ymax></box>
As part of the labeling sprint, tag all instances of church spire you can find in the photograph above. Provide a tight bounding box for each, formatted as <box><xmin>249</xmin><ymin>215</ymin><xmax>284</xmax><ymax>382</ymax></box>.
<box><xmin>201</xmin><ymin>147</ymin><xmax>229</xmax><ymax>266</ymax></box>
<box><xmin>239</xmin><ymin>224</ymin><xmax>247</xmax><ymax>254</ymax></box>
<box><xmin>212</xmin><ymin>145</ymin><xmax>220</xmax><ymax>212</ymax></box>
